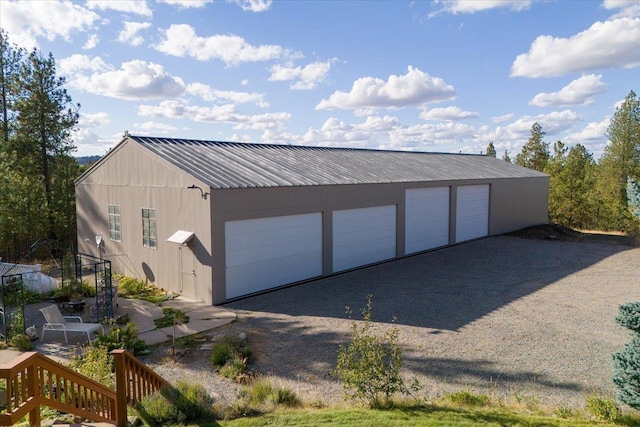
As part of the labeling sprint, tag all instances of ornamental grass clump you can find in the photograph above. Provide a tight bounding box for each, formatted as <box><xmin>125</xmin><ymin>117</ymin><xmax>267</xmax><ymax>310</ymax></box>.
<box><xmin>135</xmin><ymin>381</ymin><xmax>214</xmax><ymax>426</ymax></box>
<box><xmin>330</xmin><ymin>295</ymin><xmax>420</xmax><ymax>408</ymax></box>
<box><xmin>211</xmin><ymin>334</ymin><xmax>253</xmax><ymax>383</ymax></box>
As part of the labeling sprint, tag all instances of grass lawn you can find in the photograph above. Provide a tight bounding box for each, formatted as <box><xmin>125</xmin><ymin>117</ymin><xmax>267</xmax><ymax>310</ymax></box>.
<box><xmin>193</xmin><ymin>405</ymin><xmax>640</xmax><ymax>427</ymax></box>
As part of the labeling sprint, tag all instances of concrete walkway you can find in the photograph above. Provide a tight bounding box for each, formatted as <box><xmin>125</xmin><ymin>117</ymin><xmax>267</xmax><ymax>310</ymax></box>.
<box><xmin>0</xmin><ymin>296</ymin><xmax>236</xmax><ymax>365</ymax></box>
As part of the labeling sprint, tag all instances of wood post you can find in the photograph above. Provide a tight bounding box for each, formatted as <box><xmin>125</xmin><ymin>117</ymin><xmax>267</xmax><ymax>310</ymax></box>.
<box><xmin>27</xmin><ymin>363</ymin><xmax>40</xmax><ymax>427</ymax></box>
<box><xmin>112</xmin><ymin>350</ymin><xmax>128</xmax><ymax>427</ymax></box>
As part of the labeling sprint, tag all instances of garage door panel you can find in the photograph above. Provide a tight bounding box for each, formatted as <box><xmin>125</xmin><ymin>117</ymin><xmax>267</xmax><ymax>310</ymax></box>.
<box><xmin>226</xmin><ymin>236</ymin><xmax>321</xmax><ymax>267</ymax></box>
<box><xmin>225</xmin><ymin>213</ymin><xmax>322</xmax><ymax>299</ymax></box>
<box><xmin>405</xmin><ymin>187</ymin><xmax>450</xmax><ymax>254</ymax></box>
<box><xmin>334</xmin><ymin>227</ymin><xmax>395</xmax><ymax>247</ymax></box>
<box><xmin>226</xmin><ymin>249</ymin><xmax>321</xmax><ymax>298</ymax></box>
<box><xmin>226</xmin><ymin>225</ymin><xmax>320</xmax><ymax>253</ymax></box>
<box><xmin>456</xmin><ymin>185</ymin><xmax>489</xmax><ymax>243</ymax></box>
<box><xmin>333</xmin><ymin>205</ymin><xmax>396</xmax><ymax>272</ymax></box>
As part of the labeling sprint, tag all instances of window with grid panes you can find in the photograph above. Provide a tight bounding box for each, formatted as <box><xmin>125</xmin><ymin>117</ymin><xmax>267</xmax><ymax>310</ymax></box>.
<box><xmin>142</xmin><ymin>208</ymin><xmax>157</xmax><ymax>248</ymax></box>
<box><xmin>108</xmin><ymin>205</ymin><xmax>121</xmax><ymax>242</ymax></box>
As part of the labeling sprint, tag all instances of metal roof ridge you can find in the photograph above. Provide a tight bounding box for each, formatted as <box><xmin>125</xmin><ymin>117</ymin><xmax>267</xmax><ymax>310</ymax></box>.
<box><xmin>128</xmin><ymin>134</ymin><xmax>487</xmax><ymax>156</ymax></box>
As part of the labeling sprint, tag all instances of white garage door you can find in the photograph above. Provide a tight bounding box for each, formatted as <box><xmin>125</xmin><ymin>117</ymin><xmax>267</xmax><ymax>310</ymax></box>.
<box><xmin>333</xmin><ymin>205</ymin><xmax>396</xmax><ymax>272</ymax></box>
<box><xmin>456</xmin><ymin>184</ymin><xmax>490</xmax><ymax>243</ymax></box>
<box><xmin>225</xmin><ymin>213</ymin><xmax>322</xmax><ymax>299</ymax></box>
<box><xmin>405</xmin><ymin>187</ymin><xmax>450</xmax><ymax>254</ymax></box>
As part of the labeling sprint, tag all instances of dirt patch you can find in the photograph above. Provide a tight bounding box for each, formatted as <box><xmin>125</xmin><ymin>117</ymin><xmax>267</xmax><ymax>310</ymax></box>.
<box><xmin>508</xmin><ymin>223</ymin><xmax>638</xmax><ymax>246</ymax></box>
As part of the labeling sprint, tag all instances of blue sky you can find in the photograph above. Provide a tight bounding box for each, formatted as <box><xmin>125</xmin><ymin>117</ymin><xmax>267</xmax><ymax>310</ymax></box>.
<box><xmin>1</xmin><ymin>0</ymin><xmax>639</xmax><ymax>158</ymax></box>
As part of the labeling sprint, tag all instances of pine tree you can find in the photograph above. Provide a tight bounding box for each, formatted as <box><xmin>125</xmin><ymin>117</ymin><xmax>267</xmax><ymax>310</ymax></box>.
<box><xmin>0</xmin><ymin>29</ymin><xmax>24</xmax><ymax>144</ymax></box>
<box><xmin>486</xmin><ymin>142</ymin><xmax>496</xmax><ymax>157</ymax></box>
<box><xmin>516</xmin><ymin>122</ymin><xmax>549</xmax><ymax>172</ymax></box>
<box><xmin>545</xmin><ymin>141</ymin><xmax>567</xmax><ymax>224</ymax></box>
<box><xmin>613</xmin><ymin>302</ymin><xmax>640</xmax><ymax>409</ymax></box>
<box><xmin>595</xmin><ymin>90</ymin><xmax>640</xmax><ymax>231</ymax></box>
<box><xmin>12</xmin><ymin>49</ymin><xmax>79</xmax><ymax>240</ymax></box>
<box><xmin>503</xmin><ymin>149</ymin><xmax>511</xmax><ymax>163</ymax></box>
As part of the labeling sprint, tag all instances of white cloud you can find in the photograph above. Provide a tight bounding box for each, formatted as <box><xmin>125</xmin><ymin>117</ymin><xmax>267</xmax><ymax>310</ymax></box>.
<box><xmin>388</xmin><ymin>122</ymin><xmax>477</xmax><ymax>150</ymax></box>
<box><xmin>154</xmin><ymin>24</ymin><xmax>288</xmax><ymax>65</ymax></box>
<box><xmin>420</xmin><ymin>106</ymin><xmax>479</xmax><ymax>121</ymax></box>
<box><xmin>430</xmin><ymin>0</ymin><xmax>531</xmax><ymax>17</ymax></box>
<box><xmin>492</xmin><ymin>113</ymin><xmax>514</xmax><ymax>123</ymax></box>
<box><xmin>83</xmin><ymin>34</ymin><xmax>99</xmax><ymax>50</ymax></box>
<box><xmin>86</xmin><ymin>0</ymin><xmax>152</xmax><ymax>17</ymax></box>
<box><xmin>603</xmin><ymin>0</ymin><xmax>640</xmax><ymax>18</ymax></box>
<box><xmin>529</xmin><ymin>75</ymin><xmax>607</xmax><ymax>107</ymax></box>
<box><xmin>61</xmin><ymin>56</ymin><xmax>185</xmax><ymax>100</ymax></box>
<box><xmin>0</xmin><ymin>0</ymin><xmax>99</xmax><ymax>49</ymax></box>
<box><xmin>118</xmin><ymin>21</ymin><xmax>151</xmax><ymax>47</ymax></box>
<box><xmin>484</xmin><ymin>110</ymin><xmax>582</xmax><ymax>145</ymax></box>
<box><xmin>563</xmin><ymin>116</ymin><xmax>610</xmax><ymax>155</ymax></box>
<box><xmin>269</xmin><ymin>59</ymin><xmax>336</xmax><ymax>90</ymax></box>
<box><xmin>138</xmin><ymin>100</ymin><xmax>291</xmax><ymax>130</ymax></box>
<box><xmin>135</xmin><ymin>121</ymin><xmax>178</xmax><ymax>133</ymax></box>
<box><xmin>229</xmin><ymin>0</ymin><xmax>272</xmax><ymax>12</ymax></box>
<box><xmin>316</xmin><ymin>66</ymin><xmax>455</xmax><ymax>113</ymax></box>
<box><xmin>511</xmin><ymin>17</ymin><xmax>640</xmax><ymax>77</ymax></box>
<box><xmin>186</xmin><ymin>83</ymin><xmax>269</xmax><ymax>107</ymax></box>
<box><xmin>157</xmin><ymin>0</ymin><xmax>213</xmax><ymax>8</ymax></box>
<box><xmin>273</xmin><ymin>115</ymin><xmax>476</xmax><ymax>152</ymax></box>
<box><xmin>77</xmin><ymin>112</ymin><xmax>110</xmax><ymax>128</ymax></box>
<box><xmin>73</xmin><ymin>129</ymin><xmax>119</xmax><ymax>157</ymax></box>
<box><xmin>59</xmin><ymin>54</ymin><xmax>111</xmax><ymax>75</ymax></box>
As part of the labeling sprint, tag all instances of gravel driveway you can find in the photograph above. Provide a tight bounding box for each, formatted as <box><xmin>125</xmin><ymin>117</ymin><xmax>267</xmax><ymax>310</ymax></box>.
<box><xmin>153</xmin><ymin>235</ymin><xmax>640</xmax><ymax>410</ymax></box>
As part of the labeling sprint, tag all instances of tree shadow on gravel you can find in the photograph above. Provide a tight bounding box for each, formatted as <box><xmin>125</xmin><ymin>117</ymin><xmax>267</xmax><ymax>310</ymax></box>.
<box><xmin>403</xmin><ymin>356</ymin><xmax>583</xmax><ymax>394</ymax></box>
<box><xmin>226</xmin><ymin>236</ymin><xmax>633</xmax><ymax>331</ymax></box>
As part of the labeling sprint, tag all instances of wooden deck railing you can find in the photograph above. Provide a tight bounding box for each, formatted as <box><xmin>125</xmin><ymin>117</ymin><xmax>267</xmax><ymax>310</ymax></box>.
<box><xmin>0</xmin><ymin>349</ymin><xmax>168</xmax><ymax>427</ymax></box>
<box><xmin>112</xmin><ymin>349</ymin><xmax>168</xmax><ymax>425</ymax></box>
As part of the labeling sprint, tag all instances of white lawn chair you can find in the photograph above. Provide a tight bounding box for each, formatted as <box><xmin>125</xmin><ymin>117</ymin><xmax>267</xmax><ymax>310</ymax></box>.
<box><xmin>39</xmin><ymin>304</ymin><xmax>104</xmax><ymax>343</ymax></box>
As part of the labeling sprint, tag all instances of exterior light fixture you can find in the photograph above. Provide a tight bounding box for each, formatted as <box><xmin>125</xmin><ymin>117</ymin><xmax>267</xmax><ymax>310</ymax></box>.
<box><xmin>187</xmin><ymin>184</ymin><xmax>208</xmax><ymax>199</ymax></box>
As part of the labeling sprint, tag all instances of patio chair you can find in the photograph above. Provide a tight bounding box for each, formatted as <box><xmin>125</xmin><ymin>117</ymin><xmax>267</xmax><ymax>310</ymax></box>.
<box><xmin>39</xmin><ymin>304</ymin><xmax>104</xmax><ymax>343</ymax></box>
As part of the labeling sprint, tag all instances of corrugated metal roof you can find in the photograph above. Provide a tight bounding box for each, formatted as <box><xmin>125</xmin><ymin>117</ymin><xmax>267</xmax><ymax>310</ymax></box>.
<box><xmin>130</xmin><ymin>135</ymin><xmax>547</xmax><ymax>189</ymax></box>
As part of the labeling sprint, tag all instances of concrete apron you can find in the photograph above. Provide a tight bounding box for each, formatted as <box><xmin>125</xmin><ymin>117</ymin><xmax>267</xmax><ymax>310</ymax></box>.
<box><xmin>0</xmin><ymin>296</ymin><xmax>236</xmax><ymax>363</ymax></box>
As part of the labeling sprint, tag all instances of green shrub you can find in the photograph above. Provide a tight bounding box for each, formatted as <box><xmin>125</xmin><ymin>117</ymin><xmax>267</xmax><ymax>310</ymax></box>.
<box><xmin>136</xmin><ymin>381</ymin><xmax>214</xmax><ymax>426</ymax></box>
<box><xmin>154</xmin><ymin>307</ymin><xmax>189</xmax><ymax>328</ymax></box>
<box><xmin>116</xmin><ymin>275</ymin><xmax>147</xmax><ymax>295</ymax></box>
<box><xmin>9</xmin><ymin>334</ymin><xmax>32</xmax><ymax>351</ymax></box>
<box><xmin>210</xmin><ymin>335</ymin><xmax>251</xmax><ymax>366</ymax></box>
<box><xmin>330</xmin><ymin>295</ymin><xmax>420</xmax><ymax>408</ymax></box>
<box><xmin>554</xmin><ymin>405</ymin><xmax>574</xmax><ymax>419</ymax></box>
<box><xmin>219</xmin><ymin>354</ymin><xmax>249</xmax><ymax>382</ymax></box>
<box><xmin>613</xmin><ymin>301</ymin><xmax>640</xmax><ymax>409</ymax></box>
<box><xmin>91</xmin><ymin>321</ymin><xmax>148</xmax><ymax>356</ymax></box>
<box><xmin>586</xmin><ymin>395</ymin><xmax>621</xmax><ymax>422</ymax></box>
<box><xmin>116</xmin><ymin>275</ymin><xmax>168</xmax><ymax>304</ymax></box>
<box><xmin>246</xmin><ymin>378</ymin><xmax>301</xmax><ymax>408</ymax></box>
<box><xmin>68</xmin><ymin>345</ymin><xmax>114</xmax><ymax>388</ymax></box>
<box><xmin>448</xmin><ymin>390</ymin><xmax>490</xmax><ymax>407</ymax></box>
<box><xmin>79</xmin><ymin>280</ymin><xmax>97</xmax><ymax>297</ymax></box>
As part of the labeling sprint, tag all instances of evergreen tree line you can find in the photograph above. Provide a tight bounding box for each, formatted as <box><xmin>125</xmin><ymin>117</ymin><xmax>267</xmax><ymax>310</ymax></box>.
<box><xmin>486</xmin><ymin>90</ymin><xmax>640</xmax><ymax>232</ymax></box>
<box><xmin>0</xmin><ymin>29</ymin><xmax>80</xmax><ymax>261</ymax></box>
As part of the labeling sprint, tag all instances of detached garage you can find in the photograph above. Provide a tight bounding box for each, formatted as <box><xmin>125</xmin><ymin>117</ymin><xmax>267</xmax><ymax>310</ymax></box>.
<box><xmin>76</xmin><ymin>136</ymin><xmax>549</xmax><ymax>305</ymax></box>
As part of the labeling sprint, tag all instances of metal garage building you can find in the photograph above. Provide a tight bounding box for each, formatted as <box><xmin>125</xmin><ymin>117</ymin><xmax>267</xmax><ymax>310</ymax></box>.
<box><xmin>76</xmin><ymin>135</ymin><xmax>549</xmax><ymax>305</ymax></box>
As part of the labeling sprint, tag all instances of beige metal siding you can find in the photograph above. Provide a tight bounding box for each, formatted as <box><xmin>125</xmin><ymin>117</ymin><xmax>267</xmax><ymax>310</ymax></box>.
<box><xmin>209</xmin><ymin>177</ymin><xmax>548</xmax><ymax>303</ymax></box>
<box><xmin>489</xmin><ymin>176</ymin><xmax>549</xmax><ymax>235</ymax></box>
<box><xmin>76</xmin><ymin>141</ymin><xmax>214</xmax><ymax>304</ymax></box>
<box><xmin>76</xmin><ymin>138</ymin><xmax>549</xmax><ymax>305</ymax></box>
